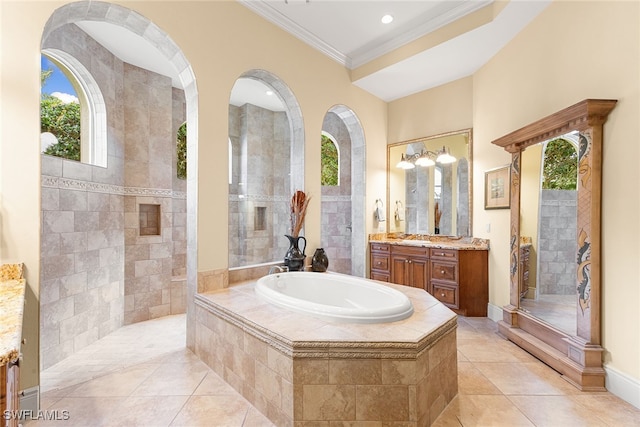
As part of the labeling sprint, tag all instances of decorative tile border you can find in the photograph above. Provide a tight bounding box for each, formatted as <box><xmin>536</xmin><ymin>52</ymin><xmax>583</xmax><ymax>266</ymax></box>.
<box><xmin>42</xmin><ymin>175</ymin><xmax>186</xmax><ymax>199</ymax></box>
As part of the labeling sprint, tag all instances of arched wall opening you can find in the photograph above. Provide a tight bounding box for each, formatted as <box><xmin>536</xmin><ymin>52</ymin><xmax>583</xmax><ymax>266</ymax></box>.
<box><xmin>39</xmin><ymin>2</ymin><xmax>198</xmax><ymax>377</ymax></box>
<box><xmin>228</xmin><ymin>69</ymin><xmax>305</xmax><ymax>270</ymax></box>
<box><xmin>321</xmin><ymin>105</ymin><xmax>366</xmax><ymax>277</ymax></box>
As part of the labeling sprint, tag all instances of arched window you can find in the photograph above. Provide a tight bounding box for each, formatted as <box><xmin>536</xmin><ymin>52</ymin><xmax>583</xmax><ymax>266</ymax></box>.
<box><xmin>177</xmin><ymin>122</ymin><xmax>187</xmax><ymax>179</ymax></box>
<box><xmin>542</xmin><ymin>137</ymin><xmax>577</xmax><ymax>190</ymax></box>
<box><xmin>40</xmin><ymin>50</ymin><xmax>107</xmax><ymax>167</ymax></box>
<box><xmin>321</xmin><ymin>132</ymin><xmax>339</xmax><ymax>186</ymax></box>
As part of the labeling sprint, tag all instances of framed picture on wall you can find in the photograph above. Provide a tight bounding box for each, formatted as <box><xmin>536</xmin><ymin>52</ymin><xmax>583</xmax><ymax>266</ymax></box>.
<box><xmin>484</xmin><ymin>165</ymin><xmax>511</xmax><ymax>209</ymax></box>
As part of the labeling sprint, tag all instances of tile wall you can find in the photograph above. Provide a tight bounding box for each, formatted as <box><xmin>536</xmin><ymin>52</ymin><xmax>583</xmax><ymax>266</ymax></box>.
<box><xmin>538</xmin><ymin>189</ymin><xmax>577</xmax><ymax>295</ymax></box>
<box><xmin>228</xmin><ymin>103</ymin><xmax>291</xmax><ymax>268</ymax></box>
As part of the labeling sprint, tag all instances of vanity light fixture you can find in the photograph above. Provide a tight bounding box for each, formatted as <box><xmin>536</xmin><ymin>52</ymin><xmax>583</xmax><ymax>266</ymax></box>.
<box><xmin>435</xmin><ymin>146</ymin><xmax>456</xmax><ymax>164</ymax></box>
<box><xmin>397</xmin><ymin>146</ymin><xmax>456</xmax><ymax>169</ymax></box>
<box><xmin>396</xmin><ymin>153</ymin><xmax>415</xmax><ymax>169</ymax></box>
<box><xmin>415</xmin><ymin>155</ymin><xmax>435</xmax><ymax>167</ymax></box>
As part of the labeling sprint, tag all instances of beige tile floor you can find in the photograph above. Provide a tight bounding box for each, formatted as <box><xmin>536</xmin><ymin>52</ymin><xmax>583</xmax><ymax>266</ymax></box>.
<box><xmin>24</xmin><ymin>314</ymin><xmax>640</xmax><ymax>426</ymax></box>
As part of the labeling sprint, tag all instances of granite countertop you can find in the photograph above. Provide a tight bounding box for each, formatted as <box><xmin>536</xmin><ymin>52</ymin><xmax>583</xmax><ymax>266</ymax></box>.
<box><xmin>520</xmin><ymin>236</ymin><xmax>533</xmax><ymax>247</ymax></box>
<box><xmin>369</xmin><ymin>233</ymin><xmax>490</xmax><ymax>250</ymax></box>
<box><xmin>1</xmin><ymin>264</ymin><xmax>26</xmax><ymax>367</ymax></box>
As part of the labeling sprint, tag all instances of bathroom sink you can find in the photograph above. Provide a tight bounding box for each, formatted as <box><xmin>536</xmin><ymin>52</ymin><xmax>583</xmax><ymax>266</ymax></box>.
<box><xmin>401</xmin><ymin>239</ymin><xmax>430</xmax><ymax>246</ymax></box>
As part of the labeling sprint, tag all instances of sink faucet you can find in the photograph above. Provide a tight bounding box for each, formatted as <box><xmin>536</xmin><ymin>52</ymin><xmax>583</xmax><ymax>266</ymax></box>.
<box><xmin>268</xmin><ymin>265</ymin><xmax>288</xmax><ymax>275</ymax></box>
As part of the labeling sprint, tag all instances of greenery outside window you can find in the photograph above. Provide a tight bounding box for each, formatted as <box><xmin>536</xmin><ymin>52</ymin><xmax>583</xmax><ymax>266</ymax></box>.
<box><xmin>542</xmin><ymin>138</ymin><xmax>577</xmax><ymax>190</ymax></box>
<box><xmin>40</xmin><ymin>50</ymin><xmax>107</xmax><ymax>167</ymax></box>
<box><xmin>321</xmin><ymin>133</ymin><xmax>339</xmax><ymax>186</ymax></box>
<box><xmin>177</xmin><ymin>122</ymin><xmax>187</xmax><ymax>179</ymax></box>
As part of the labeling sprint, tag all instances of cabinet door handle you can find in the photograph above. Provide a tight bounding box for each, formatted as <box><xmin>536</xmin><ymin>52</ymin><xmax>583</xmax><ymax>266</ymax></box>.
<box><xmin>441</xmin><ymin>270</ymin><xmax>445</xmax><ymax>274</ymax></box>
<box><xmin>441</xmin><ymin>293</ymin><xmax>446</xmax><ymax>297</ymax></box>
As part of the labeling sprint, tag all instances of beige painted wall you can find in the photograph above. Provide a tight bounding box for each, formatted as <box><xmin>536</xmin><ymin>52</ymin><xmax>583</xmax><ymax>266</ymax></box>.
<box><xmin>473</xmin><ymin>0</ymin><xmax>640</xmax><ymax>381</ymax></box>
<box><xmin>388</xmin><ymin>76</ymin><xmax>473</xmax><ymax>144</ymax></box>
<box><xmin>520</xmin><ymin>143</ymin><xmax>542</xmax><ymax>295</ymax></box>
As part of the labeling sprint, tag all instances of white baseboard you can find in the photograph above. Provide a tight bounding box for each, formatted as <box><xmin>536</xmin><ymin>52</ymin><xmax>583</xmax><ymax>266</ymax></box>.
<box><xmin>605</xmin><ymin>364</ymin><xmax>640</xmax><ymax>409</ymax></box>
<box><xmin>487</xmin><ymin>302</ymin><xmax>503</xmax><ymax>323</ymax></box>
<box><xmin>486</xmin><ymin>302</ymin><xmax>640</xmax><ymax>410</ymax></box>
<box><xmin>20</xmin><ymin>386</ymin><xmax>39</xmax><ymax>412</ymax></box>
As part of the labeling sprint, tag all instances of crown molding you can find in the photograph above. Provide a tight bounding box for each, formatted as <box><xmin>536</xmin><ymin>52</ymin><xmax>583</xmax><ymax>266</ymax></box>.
<box><xmin>239</xmin><ymin>0</ymin><xmax>491</xmax><ymax>70</ymax></box>
<box><xmin>349</xmin><ymin>0</ymin><xmax>492</xmax><ymax>69</ymax></box>
<box><xmin>238</xmin><ymin>0</ymin><xmax>350</xmax><ymax>67</ymax></box>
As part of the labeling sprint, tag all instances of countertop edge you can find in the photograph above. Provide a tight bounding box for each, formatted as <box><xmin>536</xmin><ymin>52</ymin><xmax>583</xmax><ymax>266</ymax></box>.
<box><xmin>0</xmin><ymin>278</ymin><xmax>26</xmax><ymax>367</ymax></box>
<box><xmin>369</xmin><ymin>238</ymin><xmax>489</xmax><ymax>251</ymax></box>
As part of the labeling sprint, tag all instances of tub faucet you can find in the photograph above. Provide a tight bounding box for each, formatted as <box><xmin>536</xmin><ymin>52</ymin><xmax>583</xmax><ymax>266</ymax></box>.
<box><xmin>269</xmin><ymin>265</ymin><xmax>288</xmax><ymax>275</ymax></box>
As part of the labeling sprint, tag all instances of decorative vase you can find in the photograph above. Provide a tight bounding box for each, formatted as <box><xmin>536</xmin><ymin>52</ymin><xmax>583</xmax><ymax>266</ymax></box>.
<box><xmin>284</xmin><ymin>234</ymin><xmax>306</xmax><ymax>272</ymax></box>
<box><xmin>311</xmin><ymin>248</ymin><xmax>329</xmax><ymax>272</ymax></box>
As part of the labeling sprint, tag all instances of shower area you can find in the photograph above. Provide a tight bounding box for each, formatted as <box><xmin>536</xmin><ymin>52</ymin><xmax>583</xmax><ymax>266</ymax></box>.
<box><xmin>39</xmin><ymin>22</ymin><xmax>187</xmax><ymax>370</ymax></box>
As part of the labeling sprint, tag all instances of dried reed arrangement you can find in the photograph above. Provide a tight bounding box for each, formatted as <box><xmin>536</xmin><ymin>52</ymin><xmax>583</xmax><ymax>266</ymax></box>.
<box><xmin>290</xmin><ymin>190</ymin><xmax>311</xmax><ymax>237</ymax></box>
<box><xmin>434</xmin><ymin>201</ymin><xmax>442</xmax><ymax>228</ymax></box>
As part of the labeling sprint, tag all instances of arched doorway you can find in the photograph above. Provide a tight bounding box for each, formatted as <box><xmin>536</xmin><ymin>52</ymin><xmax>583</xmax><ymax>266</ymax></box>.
<box><xmin>320</xmin><ymin>105</ymin><xmax>365</xmax><ymax>276</ymax></box>
<box><xmin>39</xmin><ymin>1</ymin><xmax>197</xmax><ymax>375</ymax></box>
<box><xmin>228</xmin><ymin>70</ymin><xmax>305</xmax><ymax>269</ymax></box>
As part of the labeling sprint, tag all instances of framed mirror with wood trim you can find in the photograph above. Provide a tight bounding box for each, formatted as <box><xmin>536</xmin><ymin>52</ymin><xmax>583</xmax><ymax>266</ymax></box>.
<box><xmin>492</xmin><ymin>99</ymin><xmax>617</xmax><ymax>391</ymax></box>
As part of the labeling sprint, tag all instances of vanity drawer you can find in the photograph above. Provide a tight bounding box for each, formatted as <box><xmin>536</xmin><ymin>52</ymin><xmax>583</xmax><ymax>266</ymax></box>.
<box><xmin>431</xmin><ymin>282</ymin><xmax>459</xmax><ymax>308</ymax></box>
<box><xmin>430</xmin><ymin>260</ymin><xmax>458</xmax><ymax>283</ymax></box>
<box><xmin>371</xmin><ymin>255</ymin><xmax>389</xmax><ymax>271</ymax></box>
<box><xmin>370</xmin><ymin>271</ymin><xmax>390</xmax><ymax>282</ymax></box>
<box><xmin>370</xmin><ymin>243</ymin><xmax>390</xmax><ymax>252</ymax></box>
<box><xmin>391</xmin><ymin>245</ymin><xmax>429</xmax><ymax>258</ymax></box>
<box><xmin>429</xmin><ymin>248</ymin><xmax>458</xmax><ymax>261</ymax></box>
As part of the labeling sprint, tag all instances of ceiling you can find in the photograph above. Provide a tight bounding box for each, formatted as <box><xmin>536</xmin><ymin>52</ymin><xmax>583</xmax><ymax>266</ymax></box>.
<box><xmin>76</xmin><ymin>0</ymin><xmax>550</xmax><ymax>105</ymax></box>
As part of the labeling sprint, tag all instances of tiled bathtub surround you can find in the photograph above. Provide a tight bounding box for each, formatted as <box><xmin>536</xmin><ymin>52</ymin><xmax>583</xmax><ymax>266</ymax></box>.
<box><xmin>194</xmin><ymin>280</ymin><xmax>458</xmax><ymax>426</ymax></box>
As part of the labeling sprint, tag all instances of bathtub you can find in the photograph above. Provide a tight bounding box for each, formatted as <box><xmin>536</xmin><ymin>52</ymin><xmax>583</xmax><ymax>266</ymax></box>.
<box><xmin>255</xmin><ymin>271</ymin><xmax>414</xmax><ymax>323</ymax></box>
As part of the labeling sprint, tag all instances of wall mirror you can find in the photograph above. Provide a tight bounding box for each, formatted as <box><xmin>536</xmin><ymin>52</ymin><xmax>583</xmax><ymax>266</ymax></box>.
<box><xmin>387</xmin><ymin>129</ymin><xmax>472</xmax><ymax>236</ymax></box>
<box><xmin>519</xmin><ymin>134</ymin><xmax>580</xmax><ymax>336</ymax></box>
<box><xmin>492</xmin><ymin>99</ymin><xmax>617</xmax><ymax>391</ymax></box>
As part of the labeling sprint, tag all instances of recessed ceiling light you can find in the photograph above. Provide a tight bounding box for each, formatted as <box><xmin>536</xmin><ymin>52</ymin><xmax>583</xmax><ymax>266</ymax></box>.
<box><xmin>265</xmin><ymin>90</ymin><xmax>274</xmax><ymax>96</ymax></box>
<box><xmin>381</xmin><ymin>14</ymin><xmax>394</xmax><ymax>24</ymax></box>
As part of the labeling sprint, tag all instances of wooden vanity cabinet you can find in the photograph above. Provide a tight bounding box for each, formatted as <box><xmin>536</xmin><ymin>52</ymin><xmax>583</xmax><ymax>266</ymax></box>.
<box><xmin>370</xmin><ymin>242</ymin><xmax>391</xmax><ymax>282</ymax></box>
<box><xmin>429</xmin><ymin>248</ymin><xmax>459</xmax><ymax>308</ymax></box>
<box><xmin>369</xmin><ymin>242</ymin><xmax>488</xmax><ymax>316</ymax></box>
<box><xmin>390</xmin><ymin>245</ymin><xmax>429</xmax><ymax>290</ymax></box>
<box><xmin>429</xmin><ymin>248</ymin><xmax>488</xmax><ymax>316</ymax></box>
<box><xmin>1</xmin><ymin>359</ymin><xmax>19</xmax><ymax>427</ymax></box>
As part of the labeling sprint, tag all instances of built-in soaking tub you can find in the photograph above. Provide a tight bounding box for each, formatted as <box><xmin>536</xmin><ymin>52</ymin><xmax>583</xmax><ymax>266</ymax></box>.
<box><xmin>194</xmin><ymin>273</ymin><xmax>458</xmax><ymax>426</ymax></box>
<box><xmin>255</xmin><ymin>271</ymin><xmax>414</xmax><ymax>323</ymax></box>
